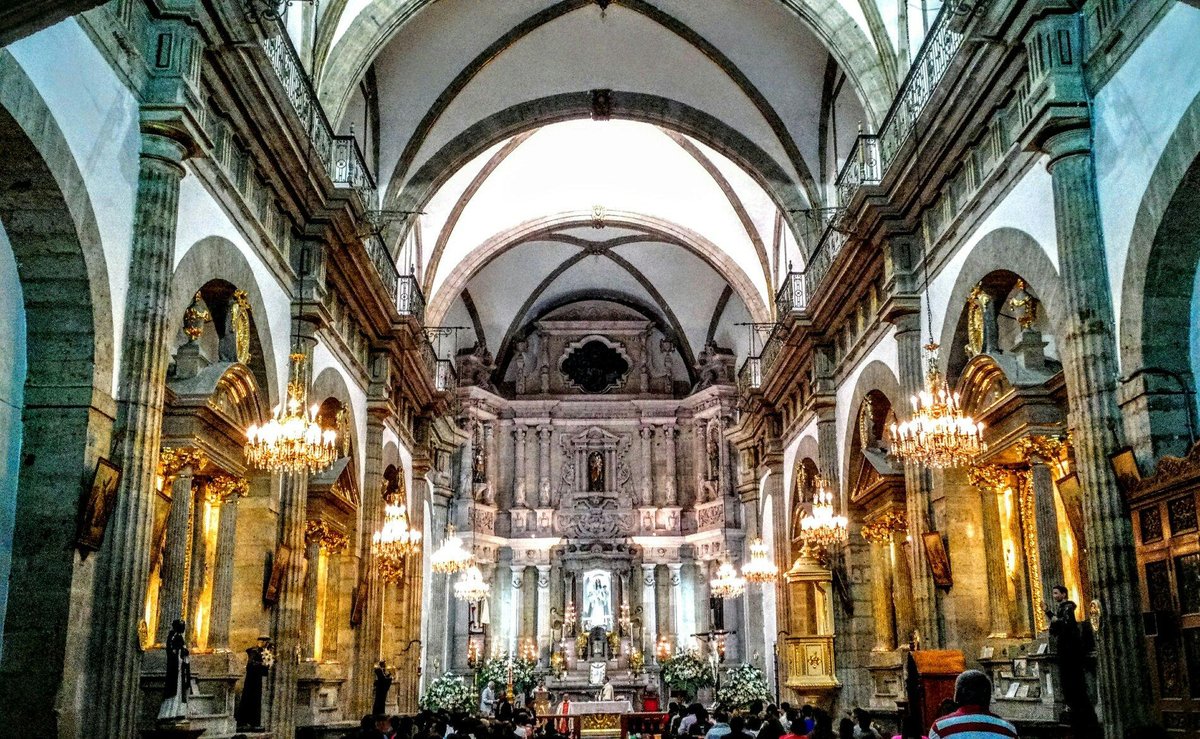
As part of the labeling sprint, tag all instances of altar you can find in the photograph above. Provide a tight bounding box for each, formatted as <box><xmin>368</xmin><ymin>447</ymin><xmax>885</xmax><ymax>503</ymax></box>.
<box><xmin>567</xmin><ymin>700</ymin><xmax>634</xmax><ymax>738</ymax></box>
<box><xmin>567</xmin><ymin>700</ymin><xmax>634</xmax><ymax>715</ymax></box>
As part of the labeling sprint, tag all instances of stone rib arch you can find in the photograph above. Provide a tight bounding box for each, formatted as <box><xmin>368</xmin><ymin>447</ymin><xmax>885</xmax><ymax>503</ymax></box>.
<box><xmin>839</xmin><ymin>359</ymin><xmax>903</xmax><ymax>492</ymax></box>
<box><xmin>0</xmin><ymin>49</ymin><xmax>116</xmax><ymax>734</ymax></box>
<box><xmin>425</xmin><ymin>210</ymin><xmax>772</xmax><ymax>327</ymax></box>
<box><xmin>312</xmin><ymin>365</ymin><xmax>364</xmax><ymax>485</ymax></box>
<box><xmin>935</xmin><ymin>227</ymin><xmax>1064</xmax><ymax>378</ymax></box>
<box><xmin>317</xmin><ymin>0</ymin><xmax>890</xmax><ymax>135</ymax></box>
<box><xmin>389</xmin><ymin>92</ymin><xmax>810</xmax><ymax>245</ymax></box>
<box><xmin>170</xmin><ymin>236</ymin><xmax>282</xmax><ymax>408</ymax></box>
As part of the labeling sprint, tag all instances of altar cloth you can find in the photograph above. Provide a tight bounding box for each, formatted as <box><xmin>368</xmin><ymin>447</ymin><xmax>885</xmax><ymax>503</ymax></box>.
<box><xmin>567</xmin><ymin>700</ymin><xmax>634</xmax><ymax>715</ymax></box>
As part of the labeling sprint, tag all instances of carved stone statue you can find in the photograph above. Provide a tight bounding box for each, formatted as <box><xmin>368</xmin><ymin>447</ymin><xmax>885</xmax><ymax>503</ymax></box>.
<box><xmin>514</xmin><ymin>340</ymin><xmax>529</xmax><ymax>394</ymax></box>
<box><xmin>236</xmin><ymin>636</ymin><xmax>272</xmax><ymax>731</ymax></box>
<box><xmin>587</xmin><ymin>451</ymin><xmax>605</xmax><ymax>492</ymax></box>
<box><xmin>707</xmin><ymin>422</ymin><xmax>721</xmax><ymax>482</ymax></box>
<box><xmin>966</xmin><ymin>285</ymin><xmax>999</xmax><ymax>357</ymax></box>
<box><xmin>156</xmin><ymin>619</ymin><xmax>191</xmax><ymax>725</ymax></box>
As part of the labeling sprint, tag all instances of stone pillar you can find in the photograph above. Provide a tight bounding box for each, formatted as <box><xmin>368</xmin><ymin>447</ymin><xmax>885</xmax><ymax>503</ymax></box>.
<box><xmin>662</xmin><ymin>423</ymin><xmax>678</xmax><ymax>506</ymax></box>
<box><xmin>893</xmin><ymin>311</ymin><xmax>941</xmax><ymax>647</ymax></box>
<box><xmin>667</xmin><ymin>563</ymin><xmax>684</xmax><ymax>643</ymax></box>
<box><xmin>869</xmin><ymin>539</ymin><xmax>896</xmax><ymax>651</ymax></box>
<box><xmin>717</xmin><ymin>417</ymin><xmax>732</xmax><ymax>500</ymax></box>
<box><xmin>301</xmin><ymin>529</ymin><xmax>322</xmax><ymax>659</ymax></box>
<box><xmin>510</xmin><ymin>564</ymin><xmax>526</xmax><ymax>651</ymax></box>
<box><xmin>209</xmin><ymin>493</ymin><xmax>241</xmax><ymax>649</ymax></box>
<box><xmin>536</xmin><ymin>565</ymin><xmax>552</xmax><ymax>664</ymax></box>
<box><xmin>538</xmin><ymin>426</ymin><xmax>552</xmax><ymax>508</ymax></box>
<box><xmin>692</xmin><ymin>418</ymin><xmax>707</xmax><ymax>505</ymax></box>
<box><xmin>975</xmin><ymin>482</ymin><xmax>1010</xmax><ymax>638</ymax></box>
<box><xmin>514</xmin><ymin>425</ymin><xmax>528</xmax><ymax>508</ymax></box>
<box><xmin>91</xmin><ymin>129</ymin><xmax>191</xmax><ymax>737</ymax></box>
<box><xmin>158</xmin><ymin>453</ymin><xmax>200</xmax><ymax>644</ymax></box>
<box><xmin>186</xmin><ymin>485</ymin><xmax>215</xmax><ymax>648</ymax></box>
<box><xmin>641</xmin><ymin>563</ymin><xmax>658</xmax><ymax>657</ymax></box>
<box><xmin>351</xmin><ymin>406</ymin><xmax>388</xmax><ymax>714</ymax></box>
<box><xmin>485</xmin><ymin>422</ymin><xmax>498</xmax><ymax>504</ymax></box>
<box><xmin>1042</xmin><ymin>125</ymin><xmax>1151</xmax><ymax>726</ymax></box>
<box><xmin>265</xmin><ymin>469</ymin><xmax>309</xmax><ymax>737</ymax></box>
<box><xmin>1029</xmin><ymin>460</ymin><xmax>1065</xmax><ymax>618</ymax></box>
<box><xmin>640</xmin><ymin>425</ymin><xmax>653</xmax><ymax>507</ymax></box>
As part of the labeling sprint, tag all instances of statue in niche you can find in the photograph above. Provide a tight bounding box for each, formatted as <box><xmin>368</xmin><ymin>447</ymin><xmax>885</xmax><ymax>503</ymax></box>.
<box><xmin>965</xmin><ymin>285</ymin><xmax>999</xmax><ymax>357</ymax></box>
<box><xmin>583</xmin><ymin>573</ymin><xmax>612</xmax><ymax>630</ymax></box>
<box><xmin>648</xmin><ymin>335</ymin><xmax>674</xmax><ymax>391</ymax></box>
<box><xmin>513</xmin><ymin>340</ymin><xmax>528</xmax><ymax>394</ymax></box>
<box><xmin>1007</xmin><ymin>279</ymin><xmax>1039</xmax><ymax>331</ymax></box>
<box><xmin>472</xmin><ymin>425</ymin><xmax>487</xmax><ymax>485</ymax></box>
<box><xmin>707</xmin><ymin>422</ymin><xmax>721</xmax><ymax>482</ymax></box>
<box><xmin>587</xmin><ymin>451</ymin><xmax>605</xmax><ymax>492</ymax></box>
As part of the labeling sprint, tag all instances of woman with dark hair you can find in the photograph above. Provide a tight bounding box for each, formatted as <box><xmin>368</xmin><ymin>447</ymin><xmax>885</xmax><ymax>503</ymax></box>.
<box><xmin>757</xmin><ymin>717</ymin><xmax>786</xmax><ymax>739</ymax></box>
<box><xmin>807</xmin><ymin>710</ymin><xmax>834</xmax><ymax>739</ymax></box>
<box><xmin>838</xmin><ymin>718</ymin><xmax>855</xmax><ymax>739</ymax></box>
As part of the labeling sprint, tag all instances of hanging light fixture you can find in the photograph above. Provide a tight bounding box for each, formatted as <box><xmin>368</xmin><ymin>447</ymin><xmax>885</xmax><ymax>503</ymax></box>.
<box><xmin>431</xmin><ymin>524</ymin><xmax>473</xmax><ymax>574</ymax></box>
<box><xmin>741</xmin><ymin>538</ymin><xmax>779</xmax><ymax>583</ymax></box>
<box><xmin>889</xmin><ymin>342</ymin><xmax>986</xmax><ymax>468</ymax></box>
<box><xmin>799</xmin><ymin>476</ymin><xmax>848</xmax><ymax>553</ymax></box>
<box><xmin>887</xmin><ymin>239</ymin><xmax>985</xmax><ymax>469</ymax></box>
<box><xmin>245</xmin><ymin>248</ymin><xmax>337</xmax><ymax>474</ymax></box>
<box><xmin>453</xmin><ymin>564</ymin><xmax>491</xmax><ymax>603</ymax></box>
<box><xmin>372</xmin><ymin>494</ymin><xmax>421</xmax><ymax>583</ymax></box>
<box><xmin>710</xmin><ymin>561</ymin><xmax>746</xmax><ymax>599</ymax></box>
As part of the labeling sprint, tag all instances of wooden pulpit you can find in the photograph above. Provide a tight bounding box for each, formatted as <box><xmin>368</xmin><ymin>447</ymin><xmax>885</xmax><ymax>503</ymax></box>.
<box><xmin>906</xmin><ymin>650</ymin><xmax>966</xmax><ymax>733</ymax></box>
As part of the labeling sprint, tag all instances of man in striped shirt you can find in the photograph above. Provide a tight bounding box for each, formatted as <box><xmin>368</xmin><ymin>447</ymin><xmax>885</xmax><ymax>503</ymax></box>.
<box><xmin>928</xmin><ymin>670</ymin><xmax>1019</xmax><ymax>739</ymax></box>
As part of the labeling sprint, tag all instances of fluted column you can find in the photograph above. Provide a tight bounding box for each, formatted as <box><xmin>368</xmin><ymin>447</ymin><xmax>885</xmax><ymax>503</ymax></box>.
<box><xmin>351</xmin><ymin>410</ymin><xmax>387</xmax><ymax>714</ymax></box>
<box><xmin>514</xmin><ymin>425</ymin><xmax>529</xmax><ymax>508</ymax></box>
<box><xmin>538</xmin><ymin>426</ymin><xmax>552</xmax><ymax>508</ymax></box>
<box><xmin>265</xmin><ymin>467</ymin><xmax>309</xmax><ymax>737</ymax></box>
<box><xmin>662</xmin><ymin>423</ymin><xmax>678</xmax><ymax>506</ymax></box>
<box><xmin>208</xmin><ymin>493</ymin><xmax>240</xmax><ymax>649</ymax></box>
<box><xmin>186</xmin><ymin>485</ymin><xmax>215</xmax><ymax>649</ymax></box>
<box><xmin>1043</xmin><ymin>126</ymin><xmax>1151</xmax><ymax>727</ymax></box>
<box><xmin>536</xmin><ymin>565</ymin><xmax>552</xmax><ymax>665</ymax></box>
<box><xmin>717</xmin><ymin>418</ymin><xmax>732</xmax><ymax>500</ymax></box>
<box><xmin>692</xmin><ymin>418</ymin><xmax>706</xmax><ymax>505</ymax></box>
<box><xmin>894</xmin><ymin>311</ymin><xmax>941</xmax><ymax>646</ymax></box>
<box><xmin>667</xmin><ymin>563</ymin><xmax>683</xmax><ymax>642</ymax></box>
<box><xmin>641</xmin><ymin>564</ymin><xmax>658</xmax><ymax>657</ymax></box>
<box><xmin>510</xmin><ymin>564</ymin><xmax>527</xmax><ymax>650</ymax></box>
<box><xmin>485</xmin><ymin>422</ymin><xmax>498</xmax><ymax>505</ymax></box>
<box><xmin>301</xmin><ymin>530</ymin><xmax>322</xmax><ymax>659</ymax></box>
<box><xmin>869</xmin><ymin>540</ymin><xmax>896</xmax><ymax>651</ymax></box>
<box><xmin>158</xmin><ymin>453</ymin><xmax>200</xmax><ymax>644</ymax></box>
<box><xmin>1030</xmin><ymin>461</ymin><xmax>1065</xmax><ymax>614</ymax></box>
<box><xmin>639</xmin><ymin>426</ymin><xmax>653</xmax><ymax>506</ymax></box>
<box><xmin>92</xmin><ymin>130</ymin><xmax>190</xmax><ymax>737</ymax></box>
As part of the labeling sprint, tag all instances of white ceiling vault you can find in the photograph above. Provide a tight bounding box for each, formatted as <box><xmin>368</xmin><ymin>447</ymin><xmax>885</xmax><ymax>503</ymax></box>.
<box><xmin>293</xmin><ymin>0</ymin><xmax>925</xmax><ymax>372</ymax></box>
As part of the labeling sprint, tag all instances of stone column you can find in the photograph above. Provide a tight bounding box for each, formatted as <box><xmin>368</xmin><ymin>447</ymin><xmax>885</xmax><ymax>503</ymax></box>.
<box><xmin>667</xmin><ymin>563</ymin><xmax>684</xmax><ymax>642</ymax></box>
<box><xmin>662</xmin><ymin>423</ymin><xmax>679</xmax><ymax>506</ymax></box>
<box><xmin>536</xmin><ymin>565</ymin><xmax>552</xmax><ymax>665</ymax></box>
<box><xmin>1029</xmin><ymin>461</ymin><xmax>1065</xmax><ymax>615</ymax></box>
<box><xmin>186</xmin><ymin>485</ymin><xmax>215</xmax><ymax>647</ymax></box>
<box><xmin>1042</xmin><ymin>125</ymin><xmax>1151</xmax><ymax>726</ymax></box>
<box><xmin>640</xmin><ymin>425</ymin><xmax>653</xmax><ymax>507</ymax></box>
<box><xmin>157</xmin><ymin>452</ymin><xmax>200</xmax><ymax>643</ymax></box>
<box><xmin>869</xmin><ymin>539</ymin><xmax>896</xmax><ymax>651</ymax></box>
<box><xmin>485</xmin><ymin>422</ymin><xmax>498</xmax><ymax>504</ymax></box>
<box><xmin>301</xmin><ymin>528</ymin><xmax>322</xmax><ymax>659</ymax></box>
<box><xmin>538</xmin><ymin>426</ymin><xmax>552</xmax><ymax>508</ymax></box>
<box><xmin>265</xmin><ymin>469</ymin><xmax>309</xmax><ymax>737</ymax></box>
<box><xmin>351</xmin><ymin>406</ymin><xmax>388</xmax><ymax>714</ymax></box>
<box><xmin>692</xmin><ymin>418</ymin><xmax>707</xmax><ymax>505</ymax></box>
<box><xmin>92</xmin><ymin>129</ymin><xmax>191</xmax><ymax>737</ymax></box>
<box><xmin>641</xmin><ymin>564</ymin><xmax>658</xmax><ymax>657</ymax></box>
<box><xmin>717</xmin><ymin>417</ymin><xmax>732</xmax><ymax>500</ymax></box>
<box><xmin>893</xmin><ymin>311</ymin><xmax>941</xmax><ymax>647</ymax></box>
<box><xmin>510</xmin><ymin>564</ymin><xmax>527</xmax><ymax>650</ymax></box>
<box><xmin>208</xmin><ymin>493</ymin><xmax>241</xmax><ymax>649</ymax></box>
<box><xmin>514</xmin><ymin>425</ymin><xmax>528</xmax><ymax>508</ymax></box>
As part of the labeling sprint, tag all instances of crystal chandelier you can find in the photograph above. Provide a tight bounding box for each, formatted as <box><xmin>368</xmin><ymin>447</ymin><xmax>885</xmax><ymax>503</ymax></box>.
<box><xmin>372</xmin><ymin>496</ymin><xmax>421</xmax><ymax>583</ymax></box>
<box><xmin>710</xmin><ymin>561</ymin><xmax>746</xmax><ymax>599</ymax></box>
<box><xmin>245</xmin><ymin>250</ymin><xmax>337</xmax><ymax>474</ymax></box>
<box><xmin>889</xmin><ymin>341</ymin><xmax>986</xmax><ymax>469</ymax></box>
<box><xmin>799</xmin><ymin>476</ymin><xmax>848</xmax><ymax>552</ymax></box>
<box><xmin>453</xmin><ymin>564</ymin><xmax>491</xmax><ymax>603</ymax></box>
<box><xmin>431</xmin><ymin>525</ymin><xmax>473</xmax><ymax>574</ymax></box>
<box><xmin>741</xmin><ymin>538</ymin><xmax>779</xmax><ymax>583</ymax></box>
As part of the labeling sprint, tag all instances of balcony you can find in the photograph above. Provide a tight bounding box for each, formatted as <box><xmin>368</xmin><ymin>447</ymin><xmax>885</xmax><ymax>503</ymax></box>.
<box><xmin>397</xmin><ymin>275</ymin><xmax>426</xmax><ymax>325</ymax></box>
<box><xmin>365</xmin><ymin>233</ymin><xmax>399</xmax><ymax>305</ymax></box>
<box><xmin>835</xmin><ymin>134</ymin><xmax>881</xmax><ymax>207</ymax></box>
<box><xmin>802</xmin><ymin>225</ymin><xmax>848</xmax><ymax>306</ymax></box>
<box><xmin>737</xmin><ymin>356</ymin><xmax>763</xmax><ymax>393</ymax></box>
<box><xmin>775</xmin><ymin>271</ymin><xmax>806</xmax><ymax>318</ymax></box>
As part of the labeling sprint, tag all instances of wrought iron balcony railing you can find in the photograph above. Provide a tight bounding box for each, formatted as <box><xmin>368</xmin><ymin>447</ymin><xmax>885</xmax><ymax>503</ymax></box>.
<box><xmin>397</xmin><ymin>275</ymin><xmax>426</xmax><ymax>324</ymax></box>
<box><xmin>835</xmin><ymin>134</ymin><xmax>881</xmax><ymax>207</ymax></box>
<box><xmin>365</xmin><ymin>233</ymin><xmax>399</xmax><ymax>305</ymax></box>
<box><xmin>802</xmin><ymin>225</ymin><xmax>848</xmax><ymax>305</ymax></box>
<box><xmin>775</xmin><ymin>271</ymin><xmax>806</xmax><ymax>318</ymax></box>
<box><xmin>435</xmin><ymin>359</ymin><xmax>457</xmax><ymax>393</ymax></box>
<box><xmin>738</xmin><ymin>356</ymin><xmax>763</xmax><ymax>394</ymax></box>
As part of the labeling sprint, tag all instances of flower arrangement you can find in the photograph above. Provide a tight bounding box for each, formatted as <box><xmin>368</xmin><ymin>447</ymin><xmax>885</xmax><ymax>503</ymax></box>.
<box><xmin>420</xmin><ymin>673</ymin><xmax>474</xmax><ymax>714</ymax></box>
<box><xmin>576</xmin><ymin>632</ymin><xmax>589</xmax><ymax>658</ymax></box>
<box><xmin>660</xmin><ymin>650</ymin><xmax>714</xmax><ymax>697</ymax></box>
<box><xmin>478</xmin><ymin>652</ymin><xmax>538</xmax><ymax>694</ymax></box>
<box><xmin>715</xmin><ymin>663</ymin><xmax>771</xmax><ymax>710</ymax></box>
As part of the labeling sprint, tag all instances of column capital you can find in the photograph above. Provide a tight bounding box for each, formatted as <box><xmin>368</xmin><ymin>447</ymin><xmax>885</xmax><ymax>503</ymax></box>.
<box><xmin>641</xmin><ymin>563</ymin><xmax>657</xmax><ymax>586</ymax></box>
<box><xmin>1041</xmin><ymin>127</ymin><xmax>1092</xmax><ymax>172</ymax></box>
<box><xmin>159</xmin><ymin>446</ymin><xmax>205</xmax><ymax>477</ymax></box>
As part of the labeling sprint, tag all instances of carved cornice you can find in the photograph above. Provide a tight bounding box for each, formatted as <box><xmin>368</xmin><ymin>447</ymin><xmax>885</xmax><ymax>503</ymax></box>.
<box><xmin>860</xmin><ymin>510</ymin><xmax>907</xmax><ymax>544</ymax></box>
<box><xmin>205</xmin><ymin>472</ymin><xmax>249</xmax><ymax>503</ymax></box>
<box><xmin>968</xmin><ymin>463</ymin><xmax>1013</xmax><ymax>493</ymax></box>
<box><xmin>305</xmin><ymin>519</ymin><xmax>349</xmax><ymax>553</ymax></box>
<box><xmin>159</xmin><ymin>446</ymin><xmax>206</xmax><ymax>477</ymax></box>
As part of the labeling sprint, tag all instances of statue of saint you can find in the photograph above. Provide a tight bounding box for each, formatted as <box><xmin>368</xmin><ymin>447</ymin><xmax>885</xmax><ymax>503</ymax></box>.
<box><xmin>514</xmin><ymin>340</ymin><xmax>528</xmax><ymax>394</ymax></box>
<box><xmin>156</xmin><ymin>619</ymin><xmax>191</xmax><ymax>724</ymax></box>
<box><xmin>583</xmin><ymin>576</ymin><xmax>611</xmax><ymax>629</ymax></box>
<box><xmin>587</xmin><ymin>451</ymin><xmax>605</xmax><ymax>492</ymax></box>
<box><xmin>372</xmin><ymin>660</ymin><xmax>394</xmax><ymax>716</ymax></box>
<box><xmin>236</xmin><ymin>635</ymin><xmax>272</xmax><ymax>731</ymax></box>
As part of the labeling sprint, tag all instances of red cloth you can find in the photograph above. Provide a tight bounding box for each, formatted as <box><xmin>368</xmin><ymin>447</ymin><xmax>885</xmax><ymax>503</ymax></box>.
<box><xmin>643</xmin><ymin>697</ymin><xmax>660</xmax><ymax>712</ymax></box>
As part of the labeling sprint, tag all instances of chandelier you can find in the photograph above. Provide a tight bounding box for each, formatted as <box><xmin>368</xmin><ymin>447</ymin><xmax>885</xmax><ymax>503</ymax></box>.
<box><xmin>453</xmin><ymin>564</ymin><xmax>491</xmax><ymax>603</ymax></box>
<box><xmin>372</xmin><ymin>496</ymin><xmax>421</xmax><ymax>583</ymax></box>
<box><xmin>244</xmin><ymin>250</ymin><xmax>337</xmax><ymax>474</ymax></box>
<box><xmin>431</xmin><ymin>525</ymin><xmax>473</xmax><ymax>574</ymax></box>
<box><xmin>889</xmin><ymin>341</ymin><xmax>985</xmax><ymax>469</ymax></box>
<box><xmin>799</xmin><ymin>476</ymin><xmax>848</xmax><ymax>552</ymax></box>
<box><xmin>741</xmin><ymin>538</ymin><xmax>779</xmax><ymax>583</ymax></box>
<box><xmin>710</xmin><ymin>561</ymin><xmax>746</xmax><ymax>599</ymax></box>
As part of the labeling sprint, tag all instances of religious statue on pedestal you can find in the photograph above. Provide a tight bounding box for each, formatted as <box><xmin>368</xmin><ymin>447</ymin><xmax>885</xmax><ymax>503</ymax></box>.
<box><xmin>156</xmin><ymin>619</ymin><xmax>192</xmax><ymax>725</ymax></box>
<box><xmin>583</xmin><ymin>574</ymin><xmax>611</xmax><ymax>629</ymax></box>
<box><xmin>236</xmin><ymin>635</ymin><xmax>272</xmax><ymax>731</ymax></box>
<box><xmin>373</xmin><ymin>660</ymin><xmax>394</xmax><ymax>716</ymax></box>
<box><xmin>587</xmin><ymin>451</ymin><xmax>605</xmax><ymax>492</ymax></box>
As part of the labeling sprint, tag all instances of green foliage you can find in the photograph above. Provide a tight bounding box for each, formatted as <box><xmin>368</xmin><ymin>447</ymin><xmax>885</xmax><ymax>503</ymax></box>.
<box><xmin>477</xmin><ymin>652</ymin><xmax>538</xmax><ymax>694</ymax></box>
<box><xmin>420</xmin><ymin>673</ymin><xmax>475</xmax><ymax>714</ymax></box>
<box><xmin>715</xmin><ymin>663</ymin><xmax>771</xmax><ymax>710</ymax></box>
<box><xmin>660</xmin><ymin>650</ymin><xmax>715</xmax><ymax>697</ymax></box>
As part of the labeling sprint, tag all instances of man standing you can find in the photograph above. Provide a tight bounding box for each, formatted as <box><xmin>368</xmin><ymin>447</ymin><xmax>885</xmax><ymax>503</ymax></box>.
<box><xmin>928</xmin><ymin>671</ymin><xmax>1018</xmax><ymax>739</ymax></box>
<box><xmin>481</xmin><ymin>680</ymin><xmax>498</xmax><ymax>716</ymax></box>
